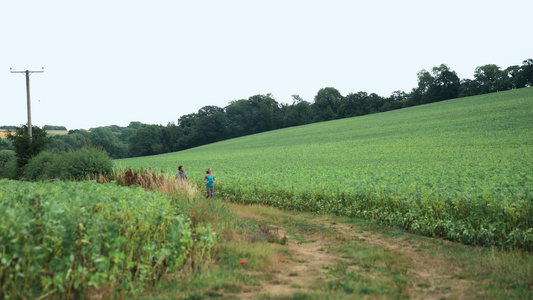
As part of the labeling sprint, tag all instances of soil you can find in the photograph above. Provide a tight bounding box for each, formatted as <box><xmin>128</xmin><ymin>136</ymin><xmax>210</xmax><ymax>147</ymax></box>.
<box><xmin>233</xmin><ymin>205</ymin><xmax>483</xmax><ymax>299</ymax></box>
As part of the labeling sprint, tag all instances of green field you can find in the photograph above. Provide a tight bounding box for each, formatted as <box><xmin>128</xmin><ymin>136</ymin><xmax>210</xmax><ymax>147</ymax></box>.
<box><xmin>0</xmin><ymin>179</ymin><xmax>219</xmax><ymax>298</ymax></box>
<box><xmin>2</xmin><ymin>88</ymin><xmax>532</xmax><ymax>298</ymax></box>
<box><xmin>117</xmin><ymin>88</ymin><xmax>533</xmax><ymax>249</ymax></box>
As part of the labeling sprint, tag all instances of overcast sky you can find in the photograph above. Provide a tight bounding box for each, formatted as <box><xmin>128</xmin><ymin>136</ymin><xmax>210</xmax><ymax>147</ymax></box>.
<box><xmin>1</xmin><ymin>0</ymin><xmax>532</xmax><ymax>130</ymax></box>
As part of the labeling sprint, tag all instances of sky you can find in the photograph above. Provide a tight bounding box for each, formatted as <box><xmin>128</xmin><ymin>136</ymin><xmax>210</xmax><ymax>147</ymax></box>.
<box><xmin>1</xmin><ymin>1</ymin><xmax>532</xmax><ymax>130</ymax></box>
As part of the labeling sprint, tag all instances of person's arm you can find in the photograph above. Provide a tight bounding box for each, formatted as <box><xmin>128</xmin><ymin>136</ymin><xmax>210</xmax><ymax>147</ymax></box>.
<box><xmin>203</xmin><ymin>175</ymin><xmax>208</xmax><ymax>183</ymax></box>
<box><xmin>212</xmin><ymin>175</ymin><xmax>215</xmax><ymax>182</ymax></box>
<box><xmin>185</xmin><ymin>174</ymin><xmax>189</xmax><ymax>182</ymax></box>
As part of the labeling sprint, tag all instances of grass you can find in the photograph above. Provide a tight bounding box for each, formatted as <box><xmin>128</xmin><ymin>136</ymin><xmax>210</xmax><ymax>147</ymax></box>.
<box><xmin>227</xmin><ymin>205</ymin><xmax>533</xmax><ymax>299</ymax></box>
<box><xmin>116</xmin><ymin>88</ymin><xmax>533</xmax><ymax>250</ymax></box>
<box><xmin>116</xmin><ymin>88</ymin><xmax>533</xmax><ymax>202</ymax></box>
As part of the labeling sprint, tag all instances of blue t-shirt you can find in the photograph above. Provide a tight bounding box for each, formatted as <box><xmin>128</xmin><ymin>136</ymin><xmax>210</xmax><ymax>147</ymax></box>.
<box><xmin>206</xmin><ymin>174</ymin><xmax>214</xmax><ymax>187</ymax></box>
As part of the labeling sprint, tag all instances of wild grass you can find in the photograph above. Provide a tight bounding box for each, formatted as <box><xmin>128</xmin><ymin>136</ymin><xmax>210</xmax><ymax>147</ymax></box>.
<box><xmin>93</xmin><ymin>168</ymin><xmax>200</xmax><ymax>198</ymax></box>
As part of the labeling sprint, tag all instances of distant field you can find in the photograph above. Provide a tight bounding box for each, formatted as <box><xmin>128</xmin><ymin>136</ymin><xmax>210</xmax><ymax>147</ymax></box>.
<box><xmin>117</xmin><ymin>88</ymin><xmax>533</xmax><ymax>249</ymax></box>
<box><xmin>0</xmin><ymin>129</ymin><xmax>68</xmax><ymax>139</ymax></box>
<box><xmin>118</xmin><ymin>88</ymin><xmax>533</xmax><ymax>202</ymax></box>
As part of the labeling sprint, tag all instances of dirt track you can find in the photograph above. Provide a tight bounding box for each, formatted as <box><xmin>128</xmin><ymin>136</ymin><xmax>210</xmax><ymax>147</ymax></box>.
<box><xmin>234</xmin><ymin>205</ymin><xmax>483</xmax><ymax>299</ymax></box>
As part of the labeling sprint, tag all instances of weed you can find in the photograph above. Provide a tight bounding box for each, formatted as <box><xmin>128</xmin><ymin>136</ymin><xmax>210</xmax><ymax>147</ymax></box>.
<box><xmin>258</xmin><ymin>225</ymin><xmax>288</xmax><ymax>245</ymax></box>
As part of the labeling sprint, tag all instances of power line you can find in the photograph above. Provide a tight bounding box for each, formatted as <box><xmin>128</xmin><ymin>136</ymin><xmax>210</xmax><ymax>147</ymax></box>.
<box><xmin>10</xmin><ymin>67</ymin><xmax>44</xmax><ymax>142</ymax></box>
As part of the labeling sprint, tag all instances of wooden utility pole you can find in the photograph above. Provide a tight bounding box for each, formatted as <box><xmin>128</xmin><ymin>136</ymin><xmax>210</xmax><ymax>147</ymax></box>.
<box><xmin>10</xmin><ymin>67</ymin><xmax>44</xmax><ymax>142</ymax></box>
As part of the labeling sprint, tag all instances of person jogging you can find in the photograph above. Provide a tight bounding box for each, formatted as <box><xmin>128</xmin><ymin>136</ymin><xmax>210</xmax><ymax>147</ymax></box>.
<box><xmin>203</xmin><ymin>168</ymin><xmax>215</xmax><ymax>198</ymax></box>
<box><xmin>176</xmin><ymin>165</ymin><xmax>188</xmax><ymax>183</ymax></box>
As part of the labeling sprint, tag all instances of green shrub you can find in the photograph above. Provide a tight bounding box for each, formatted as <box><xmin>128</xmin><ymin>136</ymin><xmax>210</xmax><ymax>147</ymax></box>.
<box><xmin>0</xmin><ymin>138</ymin><xmax>14</xmax><ymax>150</ymax></box>
<box><xmin>20</xmin><ymin>147</ymin><xmax>113</xmax><ymax>181</ymax></box>
<box><xmin>23</xmin><ymin>150</ymin><xmax>59</xmax><ymax>181</ymax></box>
<box><xmin>0</xmin><ymin>150</ymin><xmax>18</xmax><ymax>179</ymax></box>
<box><xmin>0</xmin><ymin>150</ymin><xmax>15</xmax><ymax>167</ymax></box>
<box><xmin>60</xmin><ymin>147</ymin><xmax>113</xmax><ymax>180</ymax></box>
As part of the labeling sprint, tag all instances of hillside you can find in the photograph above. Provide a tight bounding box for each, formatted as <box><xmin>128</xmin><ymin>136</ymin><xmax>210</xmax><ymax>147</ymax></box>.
<box><xmin>3</xmin><ymin>88</ymin><xmax>532</xmax><ymax>298</ymax></box>
<box><xmin>118</xmin><ymin>88</ymin><xmax>532</xmax><ymax>198</ymax></box>
<box><xmin>118</xmin><ymin>88</ymin><xmax>533</xmax><ymax>249</ymax></box>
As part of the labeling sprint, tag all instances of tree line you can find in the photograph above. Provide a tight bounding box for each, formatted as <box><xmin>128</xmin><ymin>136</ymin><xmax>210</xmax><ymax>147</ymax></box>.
<box><xmin>1</xmin><ymin>59</ymin><xmax>532</xmax><ymax>159</ymax></box>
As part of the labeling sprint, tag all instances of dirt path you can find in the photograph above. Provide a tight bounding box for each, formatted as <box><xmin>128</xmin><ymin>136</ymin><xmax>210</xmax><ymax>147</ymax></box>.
<box><xmin>326</xmin><ymin>219</ymin><xmax>476</xmax><ymax>299</ymax></box>
<box><xmin>233</xmin><ymin>204</ymin><xmax>483</xmax><ymax>299</ymax></box>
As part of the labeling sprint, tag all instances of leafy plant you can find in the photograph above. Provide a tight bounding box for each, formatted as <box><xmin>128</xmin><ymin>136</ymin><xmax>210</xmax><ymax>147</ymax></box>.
<box><xmin>0</xmin><ymin>179</ymin><xmax>218</xmax><ymax>299</ymax></box>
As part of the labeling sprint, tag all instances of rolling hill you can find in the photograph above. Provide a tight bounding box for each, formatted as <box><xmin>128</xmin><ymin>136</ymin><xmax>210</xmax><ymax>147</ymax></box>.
<box><xmin>117</xmin><ymin>87</ymin><xmax>533</xmax><ymax>249</ymax></box>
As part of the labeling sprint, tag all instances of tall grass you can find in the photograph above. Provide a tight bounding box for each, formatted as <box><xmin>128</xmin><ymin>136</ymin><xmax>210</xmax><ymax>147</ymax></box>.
<box><xmin>94</xmin><ymin>168</ymin><xmax>200</xmax><ymax>198</ymax></box>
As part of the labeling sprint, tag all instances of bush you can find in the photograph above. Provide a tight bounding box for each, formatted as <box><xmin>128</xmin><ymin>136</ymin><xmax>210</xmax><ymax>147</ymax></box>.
<box><xmin>0</xmin><ymin>138</ymin><xmax>13</xmax><ymax>150</ymax></box>
<box><xmin>0</xmin><ymin>150</ymin><xmax>15</xmax><ymax>165</ymax></box>
<box><xmin>23</xmin><ymin>150</ymin><xmax>59</xmax><ymax>181</ymax></box>
<box><xmin>21</xmin><ymin>147</ymin><xmax>113</xmax><ymax>181</ymax></box>
<box><xmin>0</xmin><ymin>150</ymin><xmax>18</xmax><ymax>179</ymax></box>
<box><xmin>60</xmin><ymin>147</ymin><xmax>113</xmax><ymax>180</ymax></box>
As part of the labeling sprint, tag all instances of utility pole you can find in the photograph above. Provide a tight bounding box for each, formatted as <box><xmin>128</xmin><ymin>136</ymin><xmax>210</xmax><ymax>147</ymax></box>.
<box><xmin>10</xmin><ymin>67</ymin><xmax>44</xmax><ymax>142</ymax></box>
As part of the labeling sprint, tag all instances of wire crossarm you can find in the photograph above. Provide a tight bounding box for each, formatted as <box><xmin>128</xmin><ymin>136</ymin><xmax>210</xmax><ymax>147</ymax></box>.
<box><xmin>9</xmin><ymin>67</ymin><xmax>45</xmax><ymax>142</ymax></box>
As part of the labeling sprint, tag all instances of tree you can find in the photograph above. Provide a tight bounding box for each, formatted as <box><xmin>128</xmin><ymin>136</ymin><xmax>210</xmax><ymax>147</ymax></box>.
<box><xmin>165</xmin><ymin>122</ymin><xmax>182</xmax><ymax>152</ymax></box>
<box><xmin>368</xmin><ymin>93</ymin><xmax>386</xmax><ymax>113</ymax></box>
<box><xmin>405</xmin><ymin>87</ymin><xmax>423</xmax><ymax>107</ymax></box>
<box><xmin>503</xmin><ymin>65</ymin><xmax>522</xmax><ymax>90</ymax></box>
<box><xmin>459</xmin><ymin>78</ymin><xmax>479</xmax><ymax>97</ymax></box>
<box><xmin>338</xmin><ymin>92</ymin><xmax>370</xmax><ymax>118</ymax></box>
<box><xmin>416</xmin><ymin>69</ymin><xmax>433</xmax><ymax>95</ymax></box>
<box><xmin>49</xmin><ymin>132</ymin><xmax>91</xmax><ymax>153</ymax></box>
<box><xmin>118</xmin><ymin>128</ymin><xmax>137</xmax><ymax>144</ymax></box>
<box><xmin>128</xmin><ymin>125</ymin><xmax>166</xmax><ymax>157</ymax></box>
<box><xmin>311</xmin><ymin>87</ymin><xmax>342</xmax><ymax>122</ymax></box>
<box><xmin>281</xmin><ymin>95</ymin><xmax>311</xmax><ymax>127</ymax></box>
<box><xmin>522</xmin><ymin>59</ymin><xmax>533</xmax><ymax>86</ymax></box>
<box><xmin>6</xmin><ymin>125</ymin><xmax>51</xmax><ymax>171</ymax></box>
<box><xmin>382</xmin><ymin>90</ymin><xmax>407</xmax><ymax>111</ymax></box>
<box><xmin>190</xmin><ymin>111</ymin><xmax>228</xmax><ymax>147</ymax></box>
<box><xmin>175</xmin><ymin>113</ymin><xmax>199</xmax><ymax>150</ymax></box>
<box><xmin>197</xmin><ymin>105</ymin><xmax>224</xmax><ymax>117</ymax></box>
<box><xmin>473</xmin><ymin>64</ymin><xmax>506</xmax><ymax>94</ymax></box>
<box><xmin>413</xmin><ymin>64</ymin><xmax>460</xmax><ymax>103</ymax></box>
<box><xmin>430</xmin><ymin>64</ymin><xmax>460</xmax><ymax>101</ymax></box>
<box><xmin>225</xmin><ymin>99</ymin><xmax>252</xmax><ymax>138</ymax></box>
<box><xmin>248</xmin><ymin>94</ymin><xmax>277</xmax><ymax>133</ymax></box>
<box><xmin>513</xmin><ymin>59</ymin><xmax>533</xmax><ymax>88</ymax></box>
<box><xmin>42</xmin><ymin>125</ymin><xmax>67</xmax><ymax>130</ymax></box>
<box><xmin>88</xmin><ymin>128</ymin><xmax>127</xmax><ymax>159</ymax></box>
<box><xmin>127</xmin><ymin>121</ymin><xmax>143</xmax><ymax>130</ymax></box>
<box><xmin>179</xmin><ymin>106</ymin><xmax>229</xmax><ymax>149</ymax></box>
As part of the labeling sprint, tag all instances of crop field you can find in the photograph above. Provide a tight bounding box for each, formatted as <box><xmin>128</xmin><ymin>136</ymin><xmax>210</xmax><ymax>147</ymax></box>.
<box><xmin>0</xmin><ymin>179</ymin><xmax>218</xmax><ymax>299</ymax></box>
<box><xmin>117</xmin><ymin>88</ymin><xmax>533</xmax><ymax>250</ymax></box>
